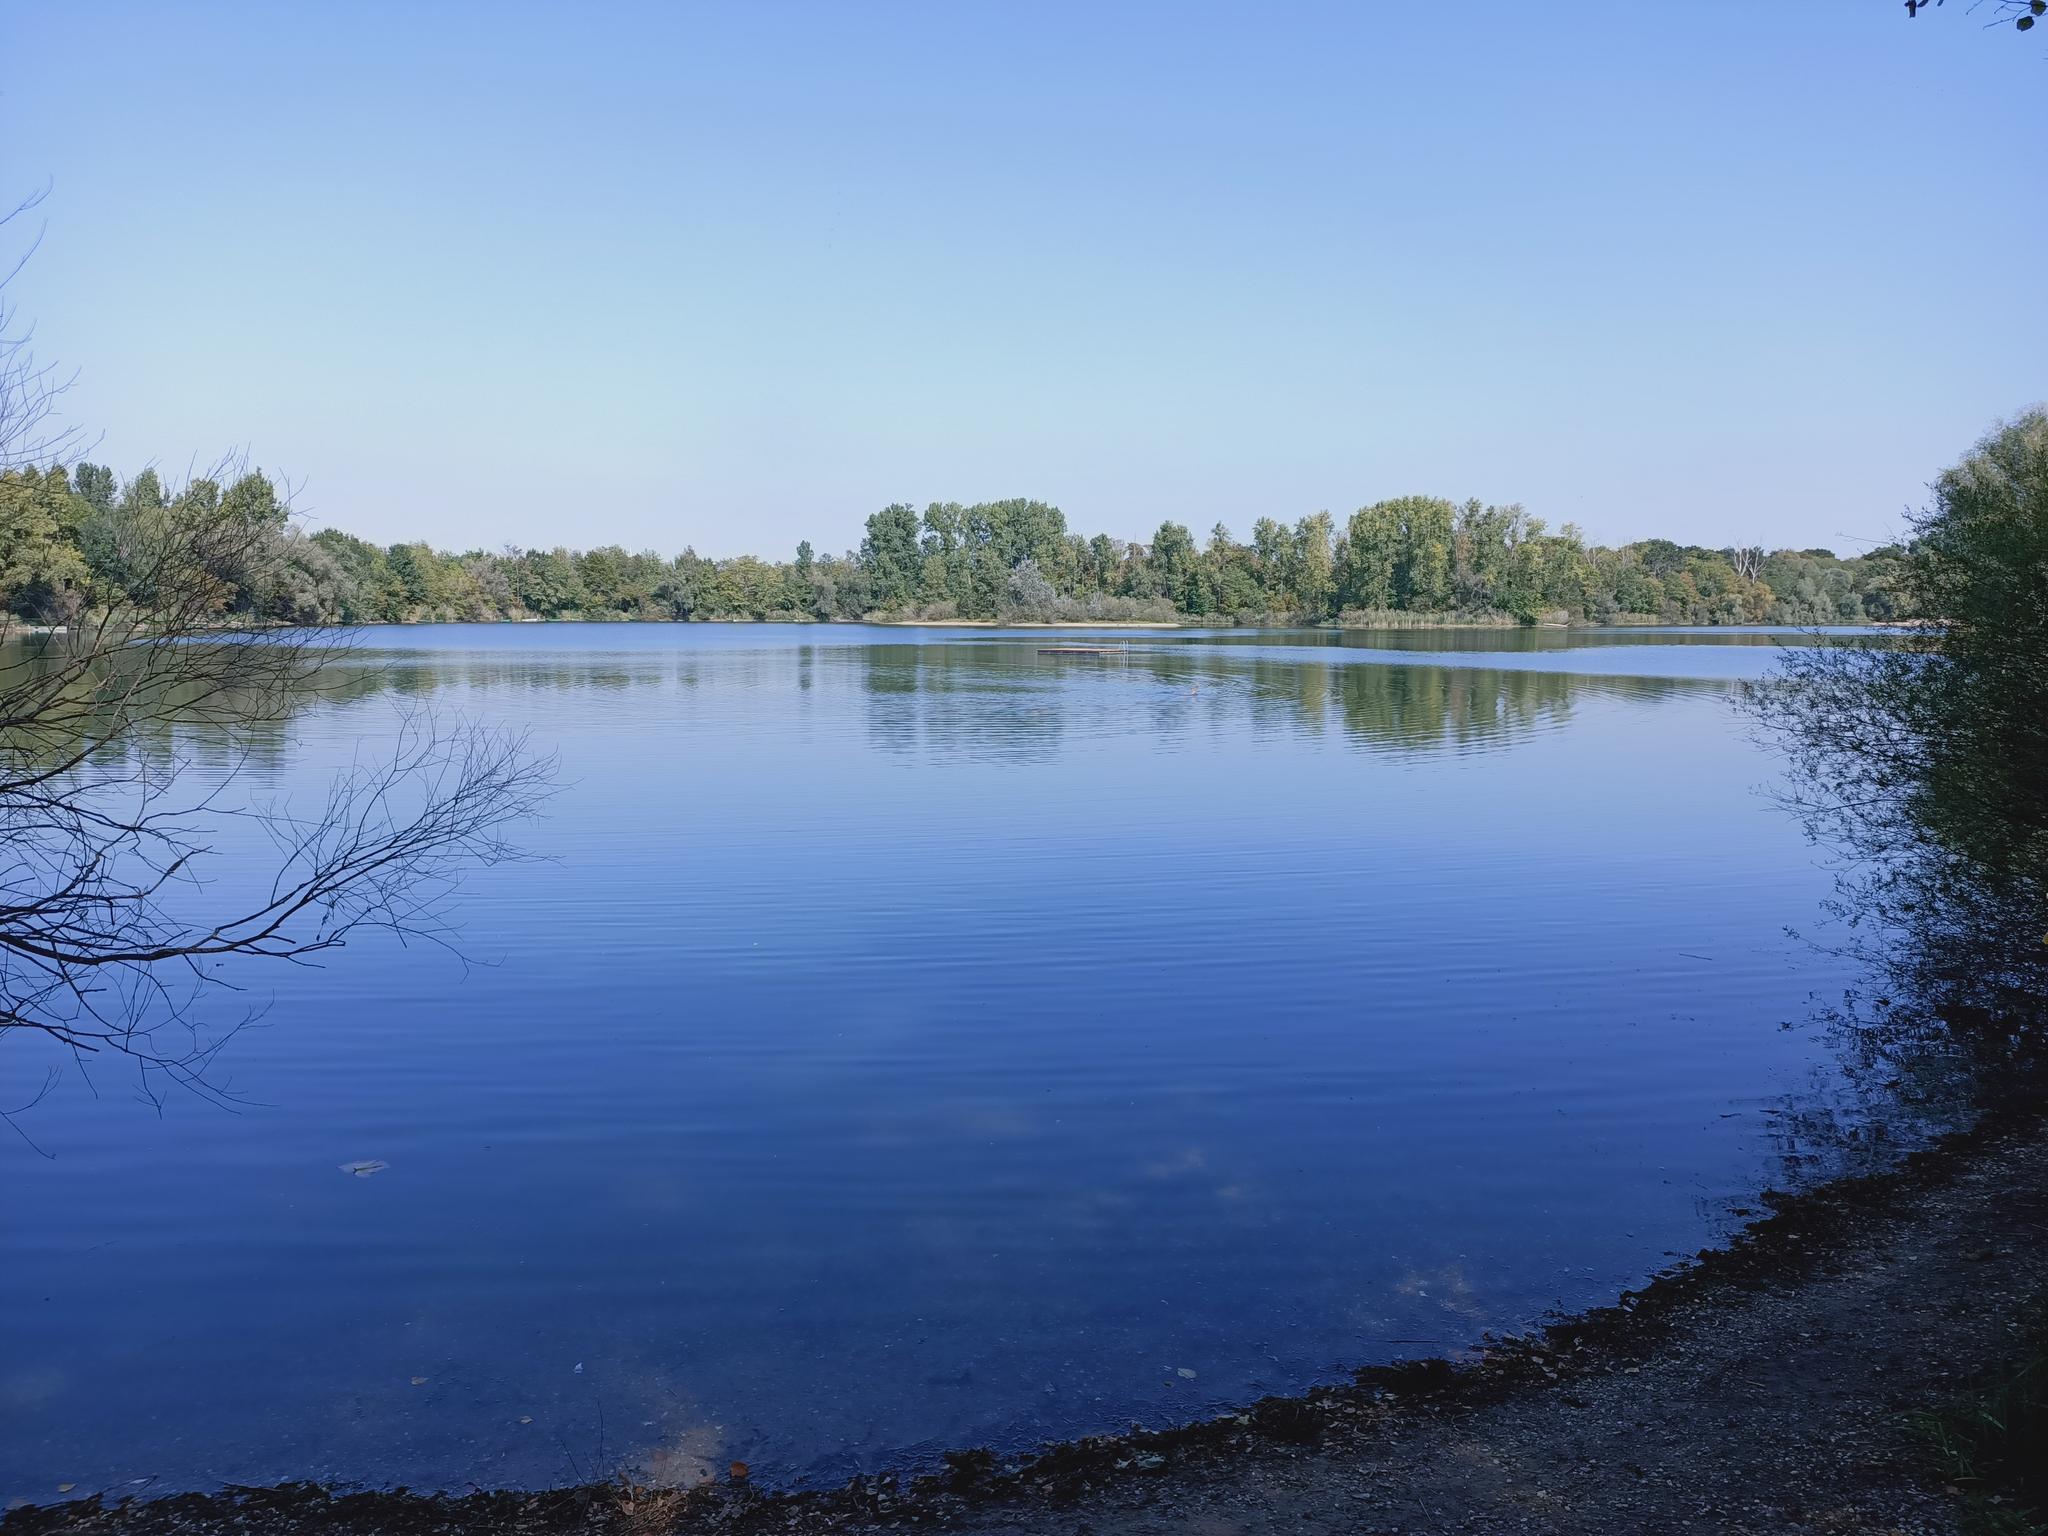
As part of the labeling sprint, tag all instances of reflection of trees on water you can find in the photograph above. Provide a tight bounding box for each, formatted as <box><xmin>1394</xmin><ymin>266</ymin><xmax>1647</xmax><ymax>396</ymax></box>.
<box><xmin>0</xmin><ymin>644</ymin><xmax>308</xmax><ymax>780</ymax></box>
<box><xmin>7</xmin><ymin>629</ymin><xmax>1827</xmax><ymax>781</ymax></box>
<box><xmin>850</xmin><ymin>644</ymin><xmax>1647</xmax><ymax>764</ymax></box>
<box><xmin>1254</xmin><ymin>656</ymin><xmax>1675</xmax><ymax>756</ymax></box>
<box><xmin>860</xmin><ymin>644</ymin><xmax>1696</xmax><ymax>762</ymax></box>
<box><xmin>1</xmin><ymin>635</ymin><xmax>1712</xmax><ymax>779</ymax></box>
<box><xmin>857</xmin><ymin>645</ymin><xmax>1072</xmax><ymax>766</ymax></box>
<box><xmin>1161</xmin><ymin>626</ymin><xmax>1883</xmax><ymax>656</ymax></box>
<box><xmin>1771</xmin><ymin>955</ymin><xmax>2048</xmax><ymax>1183</ymax></box>
<box><xmin>1738</xmin><ymin>849</ymin><xmax>2045</xmax><ymax>1206</ymax></box>
<box><xmin>108</xmin><ymin>640</ymin><xmax>1711</xmax><ymax>768</ymax></box>
<box><xmin>0</xmin><ymin>639</ymin><xmax>1735</xmax><ymax>809</ymax></box>
<box><xmin>1743</xmin><ymin>964</ymin><xmax>2043</xmax><ymax>1212</ymax></box>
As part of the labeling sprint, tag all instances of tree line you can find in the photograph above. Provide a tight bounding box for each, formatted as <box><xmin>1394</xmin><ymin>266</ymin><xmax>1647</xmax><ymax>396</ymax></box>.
<box><xmin>2</xmin><ymin>464</ymin><xmax>1909</xmax><ymax>629</ymax></box>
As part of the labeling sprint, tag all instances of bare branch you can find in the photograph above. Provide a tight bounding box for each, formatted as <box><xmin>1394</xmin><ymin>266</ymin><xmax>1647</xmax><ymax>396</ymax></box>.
<box><xmin>1</xmin><ymin>467</ymin><xmax>554</xmax><ymax>1112</ymax></box>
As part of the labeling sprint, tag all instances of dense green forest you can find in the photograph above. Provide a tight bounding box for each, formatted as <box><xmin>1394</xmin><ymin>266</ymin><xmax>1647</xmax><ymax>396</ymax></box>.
<box><xmin>1</xmin><ymin>463</ymin><xmax>1908</xmax><ymax>628</ymax></box>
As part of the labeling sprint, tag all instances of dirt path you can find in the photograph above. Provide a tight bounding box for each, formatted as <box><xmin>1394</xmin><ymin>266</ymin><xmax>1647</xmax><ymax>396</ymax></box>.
<box><xmin>11</xmin><ymin>1118</ymin><xmax>2046</xmax><ymax>1536</ymax></box>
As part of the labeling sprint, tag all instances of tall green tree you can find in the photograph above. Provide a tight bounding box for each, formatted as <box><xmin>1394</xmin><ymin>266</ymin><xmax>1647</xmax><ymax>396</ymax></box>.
<box><xmin>1403</xmin><ymin>498</ymin><xmax>1457</xmax><ymax>611</ymax></box>
<box><xmin>1146</xmin><ymin>520</ymin><xmax>1200</xmax><ymax>610</ymax></box>
<box><xmin>1288</xmin><ymin>512</ymin><xmax>1336</xmax><ymax>619</ymax></box>
<box><xmin>860</xmin><ymin>502</ymin><xmax>921</xmax><ymax>610</ymax></box>
<box><xmin>1337</xmin><ymin>502</ymin><xmax>1401</xmax><ymax>611</ymax></box>
<box><xmin>70</xmin><ymin>463</ymin><xmax>116</xmax><ymax>515</ymax></box>
<box><xmin>1250</xmin><ymin>517</ymin><xmax>1290</xmax><ymax>607</ymax></box>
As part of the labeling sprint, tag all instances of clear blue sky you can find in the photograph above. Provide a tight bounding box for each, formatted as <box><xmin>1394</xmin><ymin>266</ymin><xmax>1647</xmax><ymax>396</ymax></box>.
<box><xmin>4</xmin><ymin>2</ymin><xmax>2042</xmax><ymax>558</ymax></box>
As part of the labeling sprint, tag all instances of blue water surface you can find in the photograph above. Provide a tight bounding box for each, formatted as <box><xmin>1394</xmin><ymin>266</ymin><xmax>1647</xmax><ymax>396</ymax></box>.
<box><xmin>0</xmin><ymin>625</ymin><xmax>1877</xmax><ymax>1500</ymax></box>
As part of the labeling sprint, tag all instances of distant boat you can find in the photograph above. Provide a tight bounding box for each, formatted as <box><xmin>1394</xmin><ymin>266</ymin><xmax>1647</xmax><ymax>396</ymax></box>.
<box><xmin>1037</xmin><ymin>645</ymin><xmax>1124</xmax><ymax>656</ymax></box>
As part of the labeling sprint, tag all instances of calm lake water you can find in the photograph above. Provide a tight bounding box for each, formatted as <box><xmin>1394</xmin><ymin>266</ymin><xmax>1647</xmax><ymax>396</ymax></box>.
<box><xmin>1</xmin><ymin>625</ymin><xmax>1887</xmax><ymax>1501</ymax></box>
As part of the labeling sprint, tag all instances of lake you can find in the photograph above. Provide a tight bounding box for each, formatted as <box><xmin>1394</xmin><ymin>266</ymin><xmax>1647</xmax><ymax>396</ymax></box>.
<box><xmin>0</xmin><ymin>624</ymin><xmax>1891</xmax><ymax>1502</ymax></box>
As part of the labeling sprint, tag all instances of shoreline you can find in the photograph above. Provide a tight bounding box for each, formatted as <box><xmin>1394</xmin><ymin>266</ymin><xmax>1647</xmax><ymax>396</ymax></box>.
<box><xmin>4</xmin><ymin>613</ymin><xmax>1898</xmax><ymax>637</ymax></box>
<box><xmin>11</xmin><ymin>1099</ymin><xmax>2039</xmax><ymax>1534</ymax></box>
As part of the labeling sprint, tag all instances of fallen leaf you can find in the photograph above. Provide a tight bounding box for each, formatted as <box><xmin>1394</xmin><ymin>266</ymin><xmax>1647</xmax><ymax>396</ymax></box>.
<box><xmin>411</xmin><ymin>1377</ymin><xmax>428</xmax><ymax>1386</ymax></box>
<box><xmin>339</xmin><ymin>1160</ymin><xmax>389</xmax><ymax>1178</ymax></box>
<box><xmin>729</xmin><ymin>1462</ymin><xmax>749</xmax><ymax>1482</ymax></box>
<box><xmin>56</xmin><ymin>1485</ymin><xmax>74</xmax><ymax>1495</ymax></box>
<box><xmin>518</xmin><ymin>1416</ymin><xmax>533</xmax><ymax>1425</ymax></box>
<box><xmin>1176</xmin><ymin>1367</ymin><xmax>1197</xmax><ymax>1379</ymax></box>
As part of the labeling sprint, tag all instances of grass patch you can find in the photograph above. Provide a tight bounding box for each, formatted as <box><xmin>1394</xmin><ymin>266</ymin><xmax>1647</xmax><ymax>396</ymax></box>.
<box><xmin>1912</xmin><ymin>1287</ymin><xmax>2048</xmax><ymax>1535</ymax></box>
